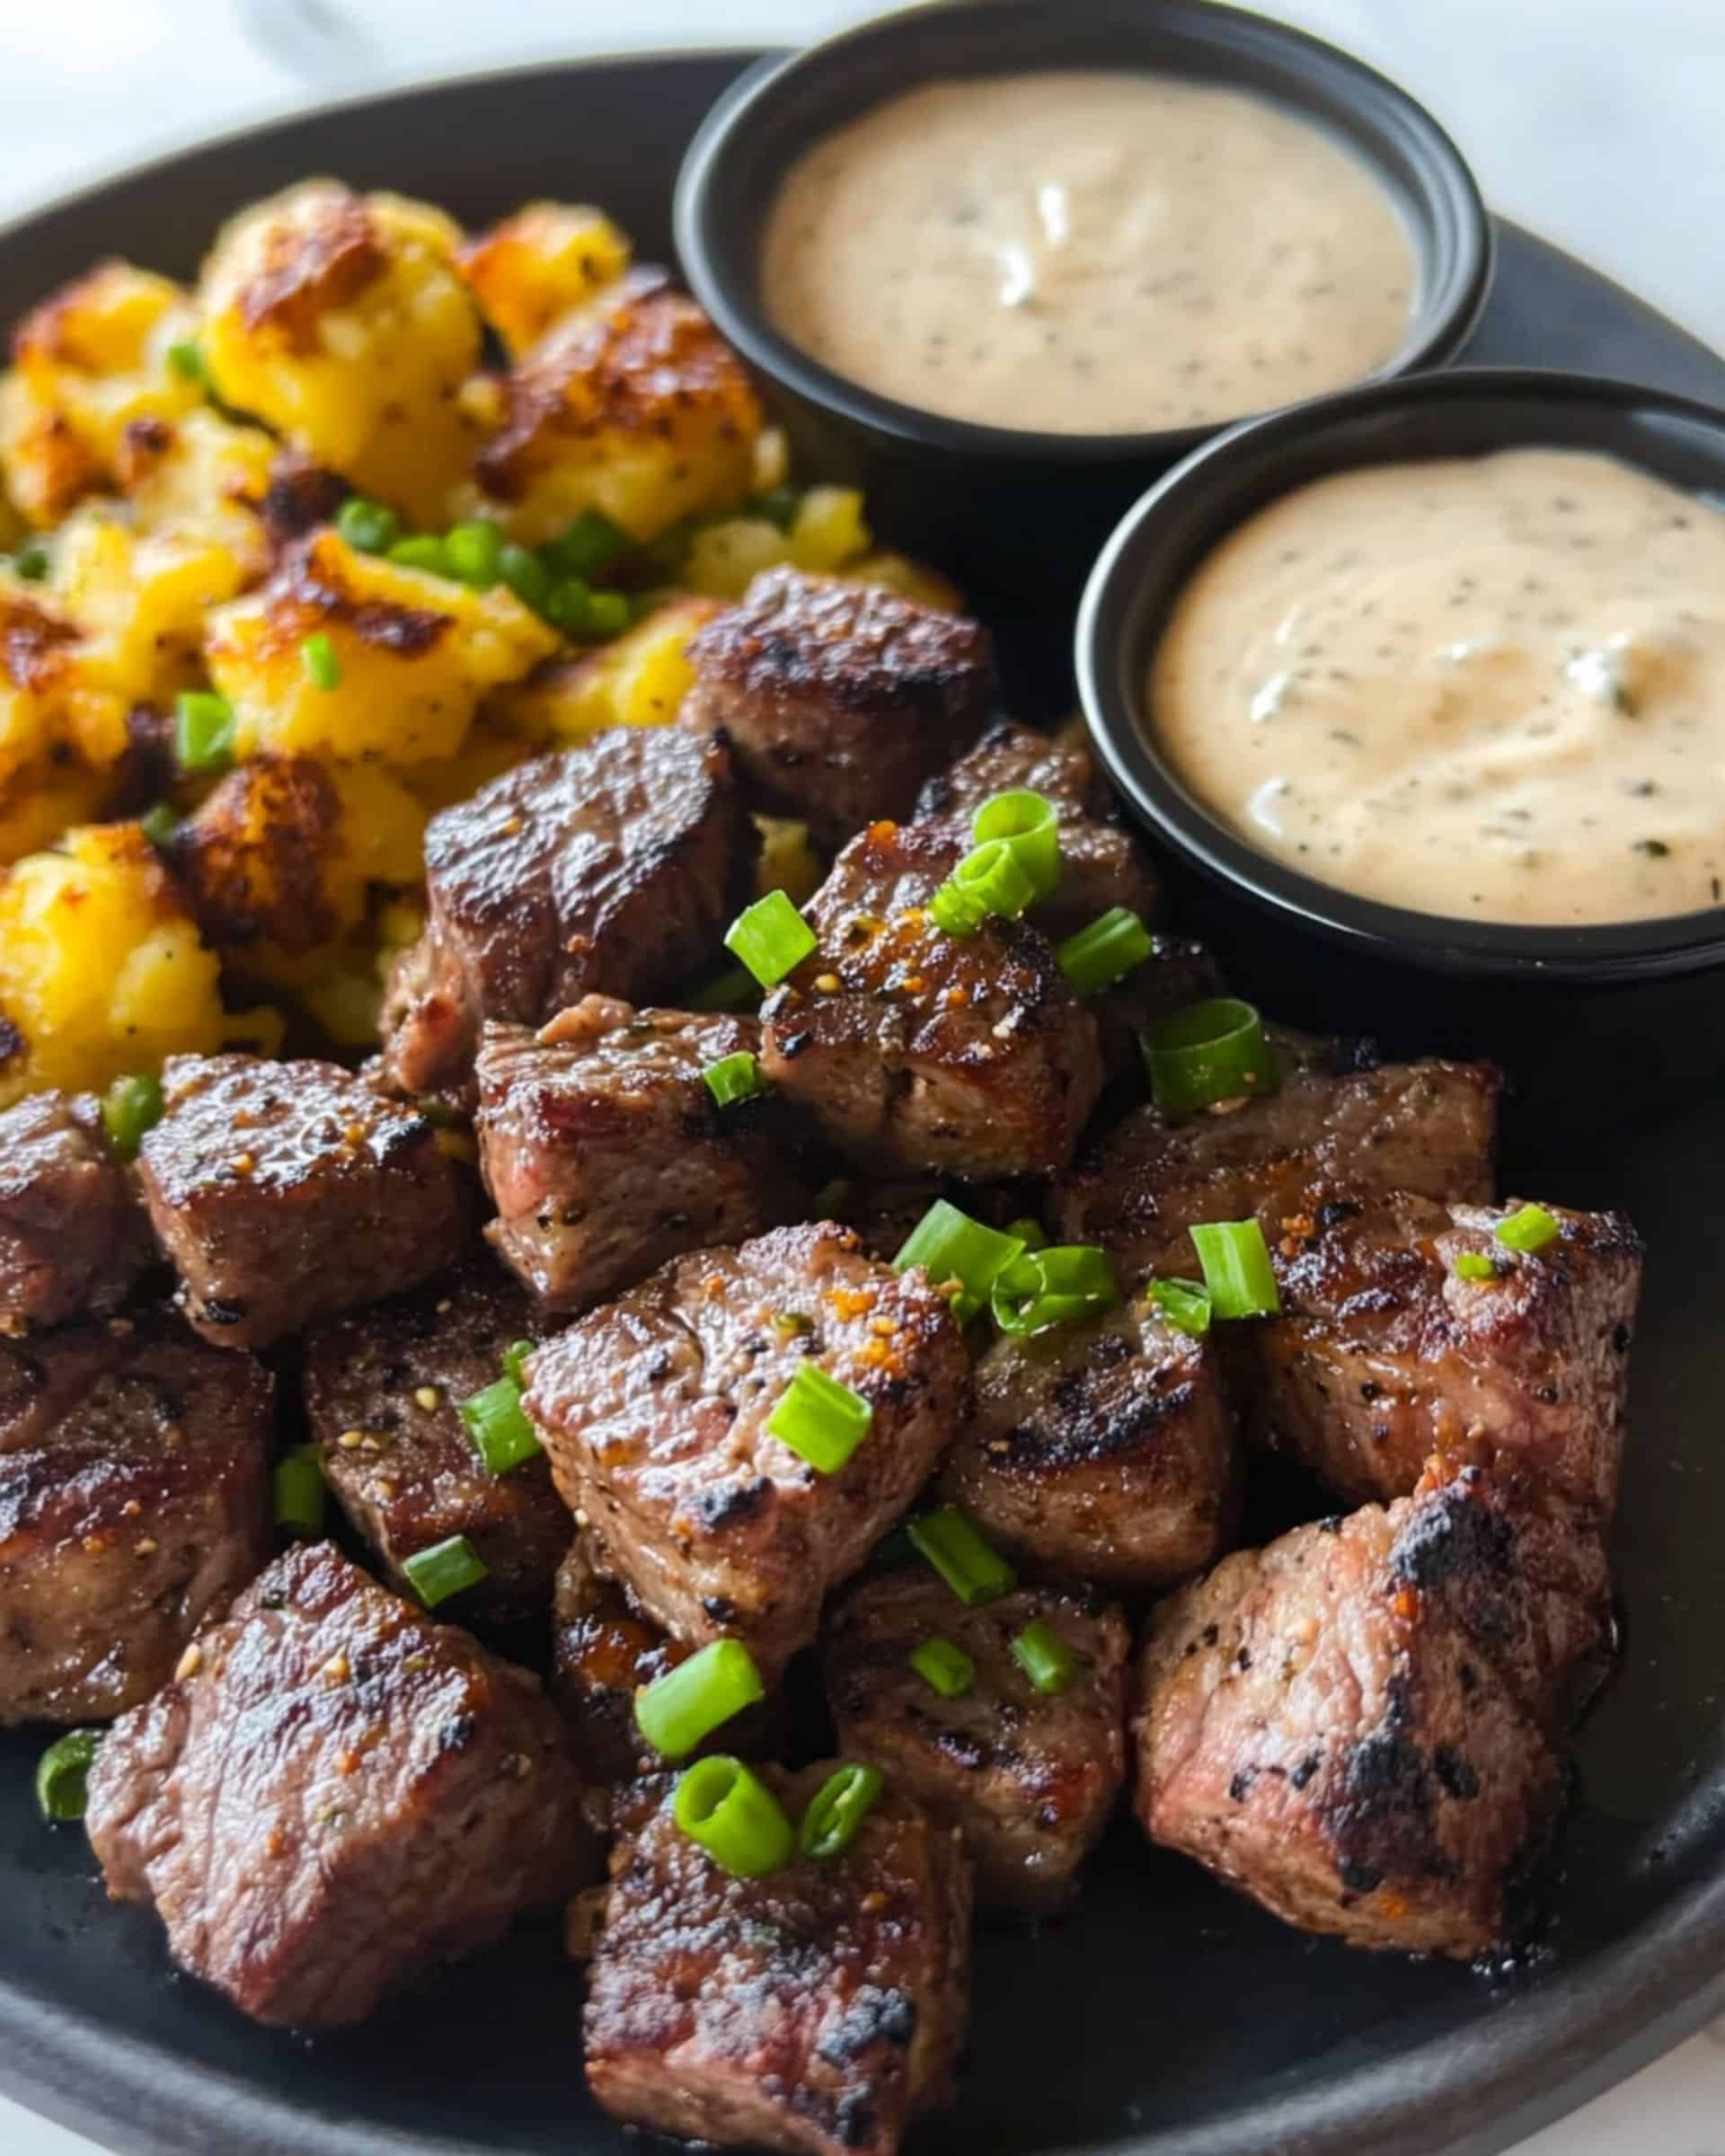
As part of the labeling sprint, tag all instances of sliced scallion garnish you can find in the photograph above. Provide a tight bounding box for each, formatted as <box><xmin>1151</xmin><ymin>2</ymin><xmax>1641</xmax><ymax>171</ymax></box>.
<box><xmin>799</xmin><ymin>1762</ymin><xmax>885</xmax><ymax>1860</ymax></box>
<box><xmin>635</xmin><ymin>1639</ymin><xmax>765</xmax><ymax>1760</ymax></box>
<box><xmin>766</xmin><ymin>1363</ymin><xmax>872</xmax><ymax>1474</ymax></box>
<box><xmin>990</xmin><ymin>1244</ymin><xmax>1119</xmax><ymax>1336</ymax></box>
<box><xmin>1057</xmin><ymin>906</ymin><xmax>1154</xmax><ymax>996</ymax></box>
<box><xmin>273</xmin><ymin>1443</ymin><xmax>326</xmax><ymax>1533</ymax></box>
<box><xmin>909</xmin><ymin>1635</ymin><xmax>976</xmax><ymax>1699</ymax></box>
<box><xmin>970</xmin><ymin>789</ymin><xmax>1061</xmax><ymax>902</ymax></box>
<box><xmin>703</xmin><ymin>1049</ymin><xmax>765</xmax><ymax>1108</ymax></box>
<box><xmin>1141</xmin><ymin>997</ymin><xmax>1278</xmax><ymax>1116</ymax></box>
<box><xmin>1010</xmin><ymin>1619</ymin><xmax>1084</xmax><ymax>1697</ymax></box>
<box><xmin>1189</xmin><ymin>1219</ymin><xmax>1280</xmax><ymax>1319</ymax></box>
<box><xmin>402</xmin><ymin>1533</ymin><xmax>489</xmax><ymax>1608</ymax></box>
<box><xmin>726</xmin><ymin>888</ymin><xmax>817</xmax><ymax>988</ymax></box>
<box><xmin>673</xmin><ymin>1754</ymin><xmax>794</xmax><ymax>1878</ymax></box>
<box><xmin>36</xmin><ymin>1728</ymin><xmax>102</xmax><ymax>1823</ymax></box>
<box><xmin>1146</xmin><ymin>1277</ymin><xmax>1212</xmax><ymax>1337</ymax></box>
<box><xmin>893</xmin><ymin>1199</ymin><xmax>1026</xmax><ymax>1325</ymax></box>
<box><xmin>1496</xmin><ymin>1203</ymin><xmax>1561</xmax><ymax>1253</ymax></box>
<box><xmin>907</xmin><ymin>1507</ymin><xmax>1015</xmax><ymax>1607</ymax></box>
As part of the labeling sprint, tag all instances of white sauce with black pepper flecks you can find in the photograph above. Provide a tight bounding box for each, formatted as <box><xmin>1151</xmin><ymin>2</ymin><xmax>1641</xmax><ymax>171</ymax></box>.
<box><xmin>1150</xmin><ymin>447</ymin><xmax>1725</xmax><ymax>924</ymax></box>
<box><xmin>760</xmin><ymin>72</ymin><xmax>1416</xmax><ymax>434</ymax></box>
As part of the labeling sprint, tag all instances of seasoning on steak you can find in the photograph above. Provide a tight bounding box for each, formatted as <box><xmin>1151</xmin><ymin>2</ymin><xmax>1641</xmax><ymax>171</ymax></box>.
<box><xmin>824</xmin><ymin>1572</ymin><xmax>1128</xmax><ymax>1912</ymax></box>
<box><xmin>1131</xmin><ymin>1457</ymin><xmax>1608</xmax><ymax>1957</ymax></box>
<box><xmin>585</xmin><ymin>1762</ymin><xmax>971</xmax><ymax>2155</ymax></box>
<box><xmin>475</xmin><ymin>998</ymin><xmax>810</xmax><ymax>1312</ymax></box>
<box><xmin>1054</xmin><ymin>1050</ymin><xmax>1502</xmax><ymax>1277</ymax></box>
<box><xmin>940</xmin><ymin>1294</ymin><xmax>1241</xmax><ymax>1592</ymax></box>
<box><xmin>0</xmin><ymin>1311</ymin><xmax>272</xmax><ymax>1725</ymax></box>
<box><xmin>382</xmin><ymin>727</ymin><xmax>756</xmax><ymax>1099</ymax></box>
<box><xmin>761</xmin><ymin>819</ymin><xmax>1103</xmax><ymax>1180</ymax></box>
<box><xmin>1243</xmin><ymin>1191</ymin><xmax>1641</xmax><ymax>1514</ymax></box>
<box><xmin>85</xmin><ymin>1538</ymin><xmax>596</xmax><ymax>2028</ymax></box>
<box><xmin>680</xmin><ymin>566</ymin><xmax>993</xmax><ymax>845</ymax></box>
<box><xmin>523</xmin><ymin>1221</ymin><xmax>971</xmax><ymax>1675</ymax></box>
<box><xmin>137</xmin><ymin>1054</ymin><xmax>463</xmax><ymax>1349</ymax></box>
<box><xmin>915</xmin><ymin>719</ymin><xmax>1159</xmax><ymax>936</ymax></box>
<box><xmin>302</xmin><ymin>1258</ymin><xmax>569</xmax><ymax>1628</ymax></box>
<box><xmin>0</xmin><ymin>1090</ymin><xmax>153</xmax><ymax>1329</ymax></box>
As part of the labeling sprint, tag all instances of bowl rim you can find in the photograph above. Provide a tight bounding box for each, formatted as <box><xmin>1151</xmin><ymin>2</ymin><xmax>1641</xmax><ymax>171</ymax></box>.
<box><xmin>674</xmin><ymin>0</ymin><xmax>1495</xmax><ymax>465</ymax></box>
<box><xmin>1076</xmin><ymin>362</ymin><xmax>1725</xmax><ymax>983</ymax></box>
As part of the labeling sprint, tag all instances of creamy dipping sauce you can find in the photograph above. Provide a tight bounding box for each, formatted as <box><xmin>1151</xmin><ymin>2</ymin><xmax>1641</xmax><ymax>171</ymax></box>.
<box><xmin>1150</xmin><ymin>448</ymin><xmax>1725</xmax><ymax>925</ymax></box>
<box><xmin>760</xmin><ymin>71</ymin><xmax>1416</xmax><ymax>434</ymax></box>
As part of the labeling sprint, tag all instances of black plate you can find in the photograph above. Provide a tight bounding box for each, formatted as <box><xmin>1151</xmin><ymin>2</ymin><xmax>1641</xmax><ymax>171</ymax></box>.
<box><xmin>3</xmin><ymin>47</ymin><xmax>1724</xmax><ymax>2156</ymax></box>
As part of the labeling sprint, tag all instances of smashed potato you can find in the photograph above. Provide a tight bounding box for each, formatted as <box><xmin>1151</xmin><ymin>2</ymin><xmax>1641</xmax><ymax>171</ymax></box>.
<box><xmin>684</xmin><ymin>485</ymin><xmax>873</xmax><ymax>598</ymax></box>
<box><xmin>116</xmin><ymin>406</ymin><xmax>279</xmax><ymax>580</ymax></box>
<box><xmin>489</xmin><ymin>595</ymin><xmax>717</xmax><ymax>741</ymax></box>
<box><xmin>457</xmin><ymin>202</ymin><xmax>631</xmax><ymax>355</ymax></box>
<box><xmin>51</xmin><ymin>508</ymin><xmax>247</xmax><ymax>713</ymax></box>
<box><xmin>0</xmin><ymin>573</ymin><xmax>123</xmax><ymax>790</ymax></box>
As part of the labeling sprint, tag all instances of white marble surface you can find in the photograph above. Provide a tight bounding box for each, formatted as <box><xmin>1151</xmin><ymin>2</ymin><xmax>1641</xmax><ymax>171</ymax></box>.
<box><xmin>0</xmin><ymin>4</ymin><xmax>1721</xmax><ymax>2152</ymax></box>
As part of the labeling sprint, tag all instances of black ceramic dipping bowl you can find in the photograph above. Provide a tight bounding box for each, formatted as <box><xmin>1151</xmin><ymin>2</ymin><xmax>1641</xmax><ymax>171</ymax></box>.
<box><xmin>675</xmin><ymin>0</ymin><xmax>1491</xmax><ymax>617</ymax></box>
<box><xmin>1077</xmin><ymin>365</ymin><xmax>1725</xmax><ymax>1132</ymax></box>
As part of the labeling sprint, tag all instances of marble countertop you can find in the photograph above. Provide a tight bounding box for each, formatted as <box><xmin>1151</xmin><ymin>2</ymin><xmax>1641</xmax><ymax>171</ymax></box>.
<box><xmin>0</xmin><ymin>4</ymin><xmax>1721</xmax><ymax>2152</ymax></box>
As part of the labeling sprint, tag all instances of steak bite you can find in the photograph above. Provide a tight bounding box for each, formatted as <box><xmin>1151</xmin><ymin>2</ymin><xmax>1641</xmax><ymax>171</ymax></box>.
<box><xmin>302</xmin><ymin>1259</ymin><xmax>569</xmax><ymax>1628</ymax></box>
<box><xmin>1055</xmin><ymin>1051</ymin><xmax>1501</xmax><ymax>1278</ymax></box>
<box><xmin>760</xmin><ymin>819</ymin><xmax>1103</xmax><ymax>1180</ymax></box>
<box><xmin>475</xmin><ymin>998</ymin><xmax>809</xmax><ymax>1312</ymax></box>
<box><xmin>0</xmin><ymin>1091</ymin><xmax>153</xmax><ymax>1329</ymax></box>
<box><xmin>824</xmin><ymin>1573</ymin><xmax>1128</xmax><ymax>1912</ymax></box>
<box><xmin>85</xmin><ymin>1539</ymin><xmax>595</xmax><ymax>2029</ymax></box>
<box><xmin>915</xmin><ymin>718</ymin><xmax>1159</xmax><ymax>935</ymax></box>
<box><xmin>1245</xmin><ymin>1193</ymin><xmax>1641</xmax><ymax>1513</ymax></box>
<box><xmin>137</xmin><ymin>1055</ymin><xmax>463</xmax><ymax>1349</ymax></box>
<box><xmin>383</xmin><ymin>727</ymin><xmax>756</xmax><ymax>1099</ymax></box>
<box><xmin>0</xmin><ymin>1312</ymin><xmax>272</xmax><ymax>1725</ymax></box>
<box><xmin>680</xmin><ymin>566</ymin><xmax>994</xmax><ymax>844</ymax></box>
<box><xmin>585</xmin><ymin>1762</ymin><xmax>971</xmax><ymax>2155</ymax></box>
<box><xmin>940</xmin><ymin>1294</ymin><xmax>1241</xmax><ymax>1593</ymax></box>
<box><xmin>524</xmin><ymin>1221</ymin><xmax>971</xmax><ymax>1675</ymax></box>
<box><xmin>1132</xmin><ymin>1459</ymin><xmax>1607</xmax><ymax>1958</ymax></box>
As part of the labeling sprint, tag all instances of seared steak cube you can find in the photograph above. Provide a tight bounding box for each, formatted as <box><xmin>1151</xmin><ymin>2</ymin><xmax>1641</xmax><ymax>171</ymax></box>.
<box><xmin>940</xmin><ymin>1294</ymin><xmax>1241</xmax><ymax>1592</ymax></box>
<box><xmin>303</xmin><ymin>1259</ymin><xmax>569</xmax><ymax>1627</ymax></box>
<box><xmin>761</xmin><ymin>819</ymin><xmax>1103</xmax><ymax>1180</ymax></box>
<box><xmin>85</xmin><ymin>1539</ymin><xmax>595</xmax><ymax>2028</ymax></box>
<box><xmin>586</xmin><ymin>1762</ymin><xmax>970</xmax><ymax>2154</ymax></box>
<box><xmin>0</xmin><ymin>1090</ymin><xmax>153</xmax><ymax>1328</ymax></box>
<box><xmin>524</xmin><ymin>1221</ymin><xmax>971</xmax><ymax>1674</ymax></box>
<box><xmin>1092</xmin><ymin>932</ymin><xmax>1226</xmax><ymax>1082</ymax></box>
<box><xmin>475</xmin><ymin>998</ymin><xmax>809</xmax><ymax>1311</ymax></box>
<box><xmin>681</xmin><ymin>566</ymin><xmax>993</xmax><ymax>845</ymax></box>
<box><xmin>137</xmin><ymin>1054</ymin><xmax>463</xmax><ymax>1348</ymax></box>
<box><xmin>1055</xmin><ymin>1053</ymin><xmax>1501</xmax><ymax>1277</ymax></box>
<box><xmin>383</xmin><ymin>727</ymin><xmax>756</xmax><ymax>1098</ymax></box>
<box><xmin>1246</xmin><ymin>1193</ymin><xmax>1641</xmax><ymax>1513</ymax></box>
<box><xmin>915</xmin><ymin>719</ymin><xmax>1159</xmax><ymax>936</ymax></box>
<box><xmin>1132</xmin><ymin>1460</ymin><xmax>1606</xmax><ymax>1957</ymax></box>
<box><xmin>825</xmin><ymin>1573</ymin><xmax>1128</xmax><ymax>1912</ymax></box>
<box><xmin>0</xmin><ymin>1312</ymin><xmax>272</xmax><ymax>1724</ymax></box>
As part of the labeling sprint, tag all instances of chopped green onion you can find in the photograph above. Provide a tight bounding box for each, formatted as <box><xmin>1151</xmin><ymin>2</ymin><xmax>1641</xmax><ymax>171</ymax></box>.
<box><xmin>767</xmin><ymin>1363</ymin><xmax>872</xmax><ymax>1475</ymax></box>
<box><xmin>498</xmin><ymin>542</ymin><xmax>550</xmax><ymax>612</ymax></box>
<box><xmin>335</xmin><ymin>497</ymin><xmax>400</xmax><ymax>554</ymax></box>
<box><xmin>1146</xmin><ymin>1277</ymin><xmax>1212</xmax><ymax>1338</ymax></box>
<box><xmin>970</xmin><ymin>790</ymin><xmax>1062</xmax><ymax>901</ymax></box>
<box><xmin>1496</xmin><ymin>1203</ymin><xmax>1561</xmax><ymax>1253</ymax></box>
<box><xmin>1141</xmin><ymin>998</ymin><xmax>1279</xmax><ymax>1117</ymax></box>
<box><xmin>445</xmin><ymin>518</ymin><xmax>504</xmax><ymax>588</ymax></box>
<box><xmin>137</xmin><ymin>801</ymin><xmax>179</xmax><ymax>850</ymax></box>
<box><xmin>301</xmin><ymin>632</ymin><xmax>342</xmax><ymax>691</ymax></box>
<box><xmin>725</xmin><ymin>888</ymin><xmax>816</xmax><ymax>987</ymax></box>
<box><xmin>991</xmin><ymin>1244</ymin><xmax>1119</xmax><ymax>1335</ymax></box>
<box><xmin>892</xmin><ymin>1199</ymin><xmax>1026</xmax><ymax>1325</ymax></box>
<box><xmin>1454</xmin><ymin>1252</ymin><xmax>1500</xmax><ymax>1282</ymax></box>
<box><xmin>800</xmin><ymin>1762</ymin><xmax>885</xmax><ymax>1859</ymax></box>
<box><xmin>1190</xmin><ymin>1220</ymin><xmax>1280</xmax><ymax>1319</ymax></box>
<box><xmin>13</xmin><ymin>538</ymin><xmax>50</xmax><ymax>581</ymax></box>
<box><xmin>100</xmin><ymin>1071</ymin><xmax>164</xmax><ymax>1160</ymax></box>
<box><xmin>1010</xmin><ymin>1619</ymin><xmax>1084</xmax><ymax>1696</ymax></box>
<box><xmin>635</xmin><ymin>1638</ymin><xmax>765</xmax><ymax>1759</ymax></box>
<box><xmin>36</xmin><ymin>1728</ymin><xmax>102</xmax><ymax>1823</ymax></box>
<box><xmin>273</xmin><ymin>1443</ymin><xmax>325</xmax><ymax>1533</ymax></box>
<box><xmin>459</xmin><ymin>1375</ymin><xmax>541</xmax><ymax>1475</ymax></box>
<box><xmin>543</xmin><ymin>508</ymin><xmax>627</xmax><ymax>580</ymax></box>
<box><xmin>748</xmin><ymin>485</ymin><xmax>801</xmax><ymax>533</ymax></box>
<box><xmin>545</xmin><ymin>578</ymin><xmax>631</xmax><ymax>639</ymax></box>
<box><xmin>909</xmin><ymin>1636</ymin><xmax>975</xmax><ymax>1698</ymax></box>
<box><xmin>907</xmin><ymin>1506</ymin><xmax>1016</xmax><ymax>1606</ymax></box>
<box><xmin>673</xmin><ymin>1754</ymin><xmax>794</xmax><ymax>1878</ymax></box>
<box><xmin>173</xmin><ymin>689</ymin><xmax>235</xmax><ymax>774</ymax></box>
<box><xmin>1004</xmin><ymin>1216</ymin><xmax>1047</xmax><ymax>1253</ymax></box>
<box><xmin>703</xmin><ymin>1050</ymin><xmax>765</xmax><ymax>1108</ymax></box>
<box><xmin>686</xmin><ymin>962</ymin><xmax>760</xmax><ymax>1012</ymax></box>
<box><xmin>1057</xmin><ymin>907</ymin><xmax>1154</xmax><ymax>996</ymax></box>
<box><xmin>165</xmin><ymin>339</ymin><xmax>206</xmax><ymax>384</ymax></box>
<box><xmin>926</xmin><ymin>877</ymin><xmax>990</xmax><ymax>938</ymax></box>
<box><xmin>502</xmin><ymin>1339</ymin><xmax>535</xmax><ymax>1385</ymax></box>
<box><xmin>951</xmin><ymin>836</ymin><xmax>1038</xmax><ymax>921</ymax></box>
<box><xmin>388</xmin><ymin>535</ymin><xmax>451</xmax><ymax>576</ymax></box>
<box><xmin>402</xmin><ymin>1533</ymin><xmax>489</xmax><ymax>1608</ymax></box>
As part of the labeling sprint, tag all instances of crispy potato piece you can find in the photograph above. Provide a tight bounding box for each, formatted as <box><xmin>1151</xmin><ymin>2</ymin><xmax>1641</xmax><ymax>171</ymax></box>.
<box><xmin>754</xmin><ymin>814</ymin><xmax>822</xmax><ymax>903</ymax></box>
<box><xmin>0</xmin><ymin>823</ymin><xmax>226</xmax><ymax>1105</ymax></box>
<box><xmin>205</xmin><ymin>527</ymin><xmax>556</xmax><ymax>764</ymax></box>
<box><xmin>115</xmin><ymin>407</ymin><xmax>279</xmax><ymax>581</ymax></box>
<box><xmin>488</xmin><ymin>595</ymin><xmax>718</xmax><ymax>742</ymax></box>
<box><xmin>0</xmin><ymin>572</ymin><xmax>123</xmax><ymax>792</ymax></box>
<box><xmin>457</xmin><ymin>203</ymin><xmax>632</xmax><ymax>356</ymax></box>
<box><xmin>0</xmin><ymin>758</ymin><xmax>109</xmax><ymax>867</ymax></box>
<box><xmin>199</xmin><ymin>181</ymin><xmax>482</xmax><ymax>525</ymax></box>
<box><xmin>0</xmin><ymin>261</ymin><xmax>202</xmax><ymax>526</ymax></box>
<box><xmin>50</xmin><ymin>509</ymin><xmax>247</xmax><ymax>714</ymax></box>
<box><xmin>470</xmin><ymin>269</ymin><xmax>762</xmax><ymax>545</ymax></box>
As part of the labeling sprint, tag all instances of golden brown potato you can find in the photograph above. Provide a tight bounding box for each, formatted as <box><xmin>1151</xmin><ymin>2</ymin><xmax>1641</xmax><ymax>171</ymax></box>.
<box><xmin>457</xmin><ymin>202</ymin><xmax>632</xmax><ymax>356</ymax></box>
<box><xmin>50</xmin><ymin>509</ymin><xmax>247</xmax><ymax>714</ymax></box>
<box><xmin>486</xmin><ymin>594</ymin><xmax>718</xmax><ymax>742</ymax></box>
<box><xmin>115</xmin><ymin>407</ymin><xmax>279</xmax><ymax>582</ymax></box>
<box><xmin>0</xmin><ymin>572</ymin><xmax>123</xmax><ymax>792</ymax></box>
